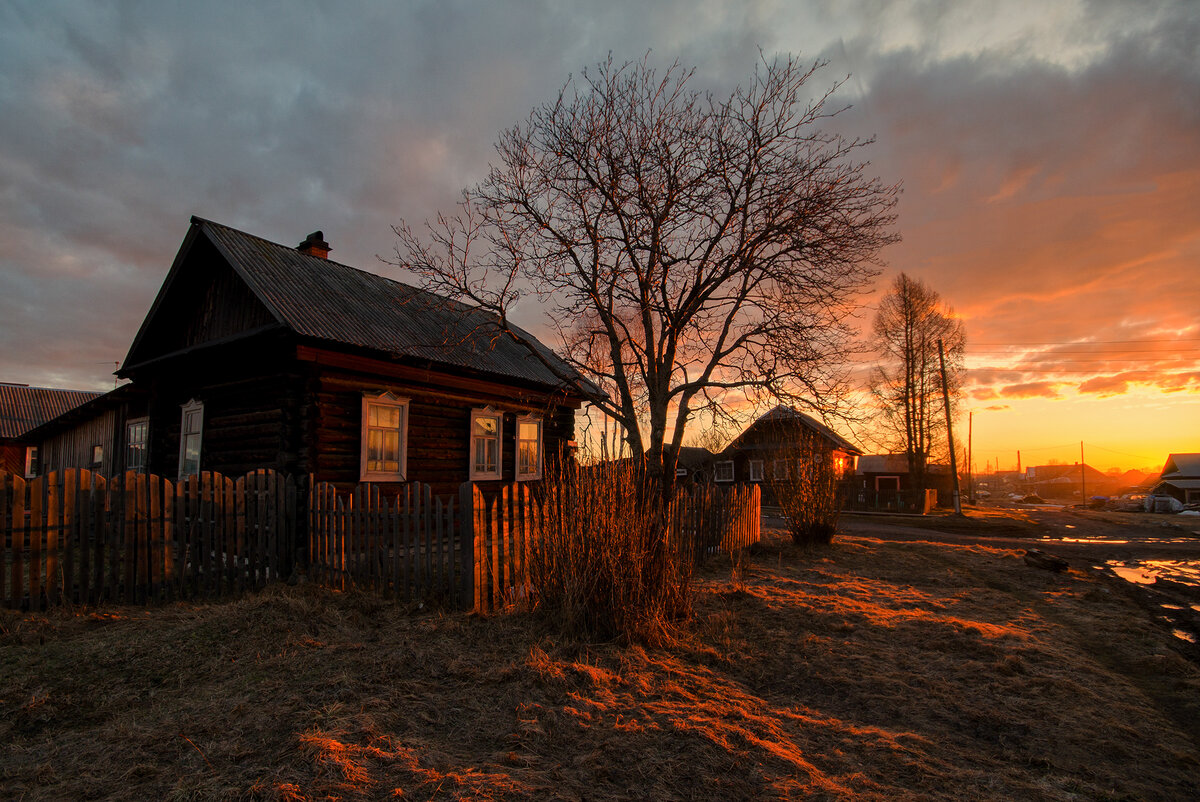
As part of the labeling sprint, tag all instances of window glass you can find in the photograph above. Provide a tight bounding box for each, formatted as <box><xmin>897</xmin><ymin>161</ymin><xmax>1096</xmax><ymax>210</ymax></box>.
<box><xmin>715</xmin><ymin>460</ymin><xmax>734</xmax><ymax>482</ymax></box>
<box><xmin>748</xmin><ymin>460</ymin><xmax>764</xmax><ymax>482</ymax></box>
<box><xmin>471</xmin><ymin>409</ymin><xmax>502</xmax><ymax>479</ymax></box>
<box><xmin>178</xmin><ymin>400</ymin><xmax>203</xmax><ymax>479</ymax></box>
<box><xmin>362</xmin><ymin>396</ymin><xmax>408</xmax><ymax>479</ymax></box>
<box><xmin>127</xmin><ymin>419</ymin><xmax>148</xmax><ymax>473</ymax></box>
<box><xmin>516</xmin><ymin>418</ymin><xmax>542</xmax><ymax>480</ymax></box>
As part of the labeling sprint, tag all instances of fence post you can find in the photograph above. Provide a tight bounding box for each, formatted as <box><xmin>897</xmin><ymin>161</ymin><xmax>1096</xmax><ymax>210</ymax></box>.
<box><xmin>457</xmin><ymin>482</ymin><xmax>475</xmax><ymax>610</ymax></box>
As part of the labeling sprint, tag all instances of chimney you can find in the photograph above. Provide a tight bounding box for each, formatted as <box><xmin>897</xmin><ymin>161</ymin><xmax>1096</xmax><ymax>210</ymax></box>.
<box><xmin>298</xmin><ymin>230</ymin><xmax>331</xmax><ymax>259</ymax></box>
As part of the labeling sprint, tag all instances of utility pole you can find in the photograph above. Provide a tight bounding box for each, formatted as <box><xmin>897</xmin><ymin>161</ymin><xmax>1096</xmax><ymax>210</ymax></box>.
<box><xmin>1080</xmin><ymin>441</ymin><xmax>1086</xmax><ymax>507</ymax></box>
<box><xmin>967</xmin><ymin>410</ymin><xmax>974</xmax><ymax>504</ymax></box>
<box><xmin>938</xmin><ymin>338</ymin><xmax>962</xmax><ymax>515</ymax></box>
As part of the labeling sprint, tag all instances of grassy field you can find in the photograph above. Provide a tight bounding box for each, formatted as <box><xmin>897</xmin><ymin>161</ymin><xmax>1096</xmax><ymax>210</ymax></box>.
<box><xmin>2</xmin><ymin>522</ymin><xmax>1199</xmax><ymax>800</ymax></box>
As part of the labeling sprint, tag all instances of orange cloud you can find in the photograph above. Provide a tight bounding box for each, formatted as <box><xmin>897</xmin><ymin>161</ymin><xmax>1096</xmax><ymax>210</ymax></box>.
<box><xmin>998</xmin><ymin>382</ymin><xmax>1061</xmax><ymax>399</ymax></box>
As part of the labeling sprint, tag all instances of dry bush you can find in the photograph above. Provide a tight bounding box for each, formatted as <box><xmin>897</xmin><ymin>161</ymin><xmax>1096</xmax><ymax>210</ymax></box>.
<box><xmin>529</xmin><ymin>463</ymin><xmax>693</xmax><ymax>644</ymax></box>
<box><xmin>769</xmin><ymin>440</ymin><xmax>842</xmax><ymax>546</ymax></box>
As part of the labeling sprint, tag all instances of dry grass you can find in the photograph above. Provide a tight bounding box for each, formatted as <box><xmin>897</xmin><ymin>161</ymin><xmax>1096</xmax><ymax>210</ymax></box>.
<box><xmin>2</xmin><ymin>529</ymin><xmax>1199</xmax><ymax>800</ymax></box>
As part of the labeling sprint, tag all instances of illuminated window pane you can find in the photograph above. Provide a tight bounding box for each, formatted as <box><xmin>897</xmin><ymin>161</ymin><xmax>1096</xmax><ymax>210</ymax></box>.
<box><xmin>362</xmin><ymin>396</ymin><xmax>408</xmax><ymax>480</ymax></box>
<box><xmin>516</xmin><ymin>417</ymin><xmax>542</xmax><ymax>480</ymax></box>
<box><xmin>470</xmin><ymin>409</ymin><xmax>502</xmax><ymax>479</ymax></box>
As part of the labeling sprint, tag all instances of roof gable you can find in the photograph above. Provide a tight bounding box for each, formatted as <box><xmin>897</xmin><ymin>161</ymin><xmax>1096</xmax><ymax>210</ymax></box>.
<box><xmin>727</xmin><ymin>405</ymin><xmax>861</xmax><ymax>456</ymax></box>
<box><xmin>123</xmin><ymin>217</ymin><xmax>586</xmax><ymax>393</ymax></box>
<box><xmin>1162</xmin><ymin>453</ymin><xmax>1200</xmax><ymax>479</ymax></box>
<box><xmin>0</xmin><ymin>384</ymin><xmax>102</xmax><ymax>440</ymax></box>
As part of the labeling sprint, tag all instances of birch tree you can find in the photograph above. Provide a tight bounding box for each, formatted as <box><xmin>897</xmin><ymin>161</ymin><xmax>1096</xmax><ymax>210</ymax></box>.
<box><xmin>869</xmin><ymin>273</ymin><xmax>966</xmax><ymax>491</ymax></box>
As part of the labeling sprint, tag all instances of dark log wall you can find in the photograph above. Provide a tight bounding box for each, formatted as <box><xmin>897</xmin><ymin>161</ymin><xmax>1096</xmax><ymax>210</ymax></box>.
<box><xmin>310</xmin><ymin>364</ymin><xmax>578</xmax><ymax>498</ymax></box>
<box><xmin>142</xmin><ymin>337</ymin><xmax>308</xmax><ymax>480</ymax></box>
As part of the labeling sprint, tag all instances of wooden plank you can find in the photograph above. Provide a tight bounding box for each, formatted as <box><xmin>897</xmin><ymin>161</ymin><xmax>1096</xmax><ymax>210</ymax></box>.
<box><xmin>4</xmin><ymin>475</ymin><xmax>23</xmax><ymax>609</ymax></box>
<box><xmin>92</xmin><ymin>474</ymin><xmax>107</xmax><ymax>604</ymax></box>
<box><xmin>161</xmin><ymin>476</ymin><xmax>175</xmax><ymax>601</ymax></box>
<box><xmin>29</xmin><ymin>475</ymin><xmax>44</xmax><ymax>611</ymax></box>
<box><xmin>199</xmin><ymin>472</ymin><xmax>213</xmax><ymax>597</ymax></box>
<box><xmin>62</xmin><ymin>470</ymin><xmax>78</xmax><ymax>606</ymax></box>
<box><xmin>0</xmin><ymin>473</ymin><xmax>9</xmax><ymax>607</ymax></box>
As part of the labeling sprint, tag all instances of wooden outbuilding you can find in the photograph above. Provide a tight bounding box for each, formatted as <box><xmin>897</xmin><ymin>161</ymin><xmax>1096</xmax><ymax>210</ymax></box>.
<box><xmin>0</xmin><ymin>383</ymin><xmax>99</xmax><ymax>475</ymax></box>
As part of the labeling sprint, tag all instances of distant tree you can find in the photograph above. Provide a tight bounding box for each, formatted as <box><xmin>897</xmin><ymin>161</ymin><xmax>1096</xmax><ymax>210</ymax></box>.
<box><xmin>869</xmin><ymin>273</ymin><xmax>965</xmax><ymax>491</ymax></box>
<box><xmin>394</xmin><ymin>54</ymin><xmax>899</xmax><ymax>485</ymax></box>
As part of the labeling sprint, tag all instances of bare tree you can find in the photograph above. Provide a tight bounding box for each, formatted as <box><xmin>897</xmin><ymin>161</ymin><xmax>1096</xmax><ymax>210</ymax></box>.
<box><xmin>869</xmin><ymin>273</ymin><xmax>966</xmax><ymax>491</ymax></box>
<box><xmin>394</xmin><ymin>54</ymin><xmax>899</xmax><ymax>482</ymax></box>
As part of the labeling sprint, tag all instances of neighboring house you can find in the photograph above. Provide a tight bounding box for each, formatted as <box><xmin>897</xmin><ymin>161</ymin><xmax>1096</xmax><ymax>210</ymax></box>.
<box><xmin>1151</xmin><ymin>454</ymin><xmax>1200</xmax><ymax>504</ymax></box>
<box><xmin>0</xmin><ymin>383</ymin><xmax>100</xmax><ymax>476</ymax></box>
<box><xmin>854</xmin><ymin>454</ymin><xmax>957</xmax><ymax>507</ymax></box>
<box><xmin>29</xmin><ymin>217</ymin><xmax>590</xmax><ymax>497</ymax></box>
<box><xmin>674</xmin><ymin>446</ymin><xmax>715</xmax><ymax>482</ymax></box>
<box><xmin>715</xmin><ymin>405</ymin><xmax>862</xmax><ymax>504</ymax></box>
<box><xmin>1024</xmin><ymin>463</ymin><xmax>1113</xmax><ymax>500</ymax></box>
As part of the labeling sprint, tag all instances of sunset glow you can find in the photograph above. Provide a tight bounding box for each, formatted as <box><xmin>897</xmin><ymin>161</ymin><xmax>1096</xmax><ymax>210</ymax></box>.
<box><xmin>0</xmin><ymin>2</ymin><xmax>1196</xmax><ymax>473</ymax></box>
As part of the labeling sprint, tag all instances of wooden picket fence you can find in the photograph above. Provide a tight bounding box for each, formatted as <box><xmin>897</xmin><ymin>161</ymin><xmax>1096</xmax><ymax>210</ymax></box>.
<box><xmin>305</xmin><ymin>480</ymin><xmax>470</xmax><ymax>607</ymax></box>
<box><xmin>0</xmin><ymin>468</ymin><xmax>293</xmax><ymax>610</ymax></box>
<box><xmin>2</xmin><ymin>469</ymin><xmax>760</xmax><ymax>613</ymax></box>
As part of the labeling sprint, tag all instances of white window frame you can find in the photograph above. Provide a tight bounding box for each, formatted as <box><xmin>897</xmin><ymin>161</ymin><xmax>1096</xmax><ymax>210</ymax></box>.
<box><xmin>469</xmin><ymin>407</ymin><xmax>503</xmax><ymax>481</ymax></box>
<box><xmin>24</xmin><ymin>446</ymin><xmax>38</xmax><ymax>478</ymax></box>
<box><xmin>714</xmin><ymin>460</ymin><xmax>735</xmax><ymax>483</ymax></box>
<box><xmin>91</xmin><ymin>444</ymin><xmax>104</xmax><ymax>467</ymax></box>
<box><xmin>515</xmin><ymin>415</ymin><xmax>543</xmax><ymax>481</ymax></box>
<box><xmin>178</xmin><ymin>399</ymin><xmax>204</xmax><ymax>479</ymax></box>
<box><xmin>126</xmin><ymin>418</ymin><xmax>149</xmax><ymax>473</ymax></box>
<box><xmin>360</xmin><ymin>392</ymin><xmax>410</xmax><ymax>482</ymax></box>
<box><xmin>748</xmin><ymin>459</ymin><xmax>764</xmax><ymax>482</ymax></box>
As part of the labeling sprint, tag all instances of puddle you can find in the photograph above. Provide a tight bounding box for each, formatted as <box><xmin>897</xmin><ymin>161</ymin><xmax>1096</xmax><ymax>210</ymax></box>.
<box><xmin>1105</xmin><ymin>560</ymin><xmax>1200</xmax><ymax>588</ymax></box>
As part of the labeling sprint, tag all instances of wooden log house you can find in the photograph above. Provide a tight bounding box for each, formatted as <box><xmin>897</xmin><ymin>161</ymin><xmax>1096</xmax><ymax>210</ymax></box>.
<box><xmin>30</xmin><ymin>217</ymin><xmax>590</xmax><ymax>497</ymax></box>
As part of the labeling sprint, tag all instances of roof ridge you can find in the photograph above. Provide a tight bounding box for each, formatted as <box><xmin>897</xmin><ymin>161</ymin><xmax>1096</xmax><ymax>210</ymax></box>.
<box><xmin>191</xmin><ymin>215</ymin><xmax>488</xmax><ymax>319</ymax></box>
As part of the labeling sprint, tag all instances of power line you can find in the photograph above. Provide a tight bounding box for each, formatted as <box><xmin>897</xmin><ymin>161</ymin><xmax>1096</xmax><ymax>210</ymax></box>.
<box><xmin>968</xmin><ymin>338</ymin><xmax>1200</xmax><ymax>346</ymax></box>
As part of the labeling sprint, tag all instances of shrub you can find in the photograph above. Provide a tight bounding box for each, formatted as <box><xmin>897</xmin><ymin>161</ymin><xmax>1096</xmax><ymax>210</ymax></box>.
<box><xmin>529</xmin><ymin>463</ymin><xmax>692</xmax><ymax>644</ymax></box>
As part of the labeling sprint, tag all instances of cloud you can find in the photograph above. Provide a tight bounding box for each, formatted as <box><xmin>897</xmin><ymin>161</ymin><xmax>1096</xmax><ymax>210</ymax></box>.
<box><xmin>999</xmin><ymin>382</ymin><xmax>1061</xmax><ymax>399</ymax></box>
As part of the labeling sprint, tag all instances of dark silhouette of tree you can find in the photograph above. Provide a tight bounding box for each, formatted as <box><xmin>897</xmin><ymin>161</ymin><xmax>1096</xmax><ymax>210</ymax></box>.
<box><xmin>395</xmin><ymin>54</ymin><xmax>898</xmax><ymax>481</ymax></box>
<box><xmin>869</xmin><ymin>273</ymin><xmax>966</xmax><ymax>491</ymax></box>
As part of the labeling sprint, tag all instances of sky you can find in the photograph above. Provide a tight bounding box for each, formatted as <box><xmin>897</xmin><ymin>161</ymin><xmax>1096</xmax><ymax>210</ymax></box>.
<box><xmin>1</xmin><ymin>0</ymin><xmax>1197</xmax><ymax>474</ymax></box>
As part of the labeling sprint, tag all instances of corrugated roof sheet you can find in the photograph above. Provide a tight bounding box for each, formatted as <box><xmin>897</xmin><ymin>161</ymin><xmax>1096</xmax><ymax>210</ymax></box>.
<box><xmin>1162</xmin><ymin>453</ymin><xmax>1200</xmax><ymax>479</ymax></box>
<box><xmin>733</xmin><ymin>405</ymin><xmax>862</xmax><ymax>455</ymax></box>
<box><xmin>0</xmin><ymin>384</ymin><xmax>102</xmax><ymax>439</ymax></box>
<box><xmin>195</xmin><ymin>217</ymin><xmax>585</xmax><ymax>393</ymax></box>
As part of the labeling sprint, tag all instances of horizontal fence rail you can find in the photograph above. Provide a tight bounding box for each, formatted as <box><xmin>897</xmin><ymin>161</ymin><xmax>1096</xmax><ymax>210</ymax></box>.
<box><xmin>2</xmin><ymin>469</ymin><xmax>762</xmax><ymax>613</ymax></box>
<box><xmin>1</xmin><ymin>468</ymin><xmax>293</xmax><ymax>611</ymax></box>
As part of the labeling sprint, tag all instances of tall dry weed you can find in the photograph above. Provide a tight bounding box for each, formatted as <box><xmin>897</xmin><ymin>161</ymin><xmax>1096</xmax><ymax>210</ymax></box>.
<box><xmin>769</xmin><ymin>433</ymin><xmax>842</xmax><ymax>546</ymax></box>
<box><xmin>529</xmin><ymin>463</ymin><xmax>692</xmax><ymax>644</ymax></box>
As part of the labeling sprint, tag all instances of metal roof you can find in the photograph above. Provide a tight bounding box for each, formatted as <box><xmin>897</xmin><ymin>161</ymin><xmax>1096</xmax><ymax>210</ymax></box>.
<box><xmin>729</xmin><ymin>405</ymin><xmax>862</xmax><ymax>455</ymax></box>
<box><xmin>131</xmin><ymin>217</ymin><xmax>589</xmax><ymax>394</ymax></box>
<box><xmin>1161</xmin><ymin>453</ymin><xmax>1200</xmax><ymax>479</ymax></box>
<box><xmin>0</xmin><ymin>384</ymin><xmax>102</xmax><ymax>440</ymax></box>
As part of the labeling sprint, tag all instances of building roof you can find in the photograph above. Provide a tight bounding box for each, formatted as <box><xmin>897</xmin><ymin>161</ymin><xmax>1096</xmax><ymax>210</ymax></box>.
<box><xmin>726</xmin><ymin>405</ymin><xmax>861</xmax><ymax>455</ymax></box>
<box><xmin>856</xmin><ymin>454</ymin><xmax>954</xmax><ymax>474</ymax></box>
<box><xmin>1026</xmin><ymin>463</ymin><xmax>1108</xmax><ymax>482</ymax></box>
<box><xmin>122</xmin><ymin>217</ymin><xmax>591</xmax><ymax>395</ymax></box>
<box><xmin>1161</xmin><ymin>453</ymin><xmax>1200</xmax><ymax>480</ymax></box>
<box><xmin>0</xmin><ymin>384</ymin><xmax>102</xmax><ymax>440</ymax></box>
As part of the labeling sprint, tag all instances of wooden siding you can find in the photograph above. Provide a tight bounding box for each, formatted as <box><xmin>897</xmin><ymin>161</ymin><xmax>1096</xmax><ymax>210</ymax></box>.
<box><xmin>39</xmin><ymin>407</ymin><xmax>120</xmax><ymax>476</ymax></box>
<box><xmin>126</xmin><ymin>235</ymin><xmax>277</xmax><ymax>368</ymax></box>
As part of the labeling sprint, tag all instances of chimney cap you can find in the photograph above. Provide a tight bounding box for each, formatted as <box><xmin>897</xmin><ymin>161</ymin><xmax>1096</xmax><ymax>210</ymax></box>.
<box><xmin>298</xmin><ymin>230</ymin><xmax>331</xmax><ymax>256</ymax></box>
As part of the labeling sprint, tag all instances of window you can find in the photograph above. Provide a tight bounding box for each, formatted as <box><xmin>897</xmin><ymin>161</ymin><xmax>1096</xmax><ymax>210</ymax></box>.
<box><xmin>178</xmin><ymin>400</ymin><xmax>204</xmax><ymax>479</ymax></box>
<box><xmin>748</xmin><ymin>459</ymin><xmax>764</xmax><ymax>482</ymax></box>
<box><xmin>126</xmin><ymin>418</ymin><xmax>148</xmax><ymax>473</ymax></box>
<box><xmin>773</xmin><ymin>459</ymin><xmax>790</xmax><ymax>480</ymax></box>
<box><xmin>24</xmin><ymin>446</ymin><xmax>38</xmax><ymax>478</ymax></box>
<box><xmin>714</xmin><ymin>460</ymin><xmax>735</xmax><ymax>483</ymax></box>
<box><xmin>91</xmin><ymin>445</ymin><xmax>104</xmax><ymax>467</ymax></box>
<box><xmin>361</xmin><ymin>393</ymin><xmax>409</xmax><ymax>481</ymax></box>
<box><xmin>516</xmin><ymin>416</ymin><xmax>543</xmax><ymax>480</ymax></box>
<box><xmin>470</xmin><ymin>408</ymin><xmax>502</xmax><ymax>480</ymax></box>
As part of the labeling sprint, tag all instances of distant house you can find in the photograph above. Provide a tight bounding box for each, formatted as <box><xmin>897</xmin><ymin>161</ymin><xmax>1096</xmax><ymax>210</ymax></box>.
<box><xmin>1151</xmin><ymin>454</ymin><xmax>1200</xmax><ymax>504</ymax></box>
<box><xmin>853</xmin><ymin>453</ymin><xmax>956</xmax><ymax>508</ymax></box>
<box><xmin>673</xmin><ymin>446</ymin><xmax>716</xmax><ymax>481</ymax></box>
<box><xmin>715</xmin><ymin>405</ymin><xmax>861</xmax><ymax>504</ymax></box>
<box><xmin>28</xmin><ymin>217</ymin><xmax>591</xmax><ymax>497</ymax></box>
<box><xmin>0</xmin><ymin>383</ymin><xmax>100</xmax><ymax>476</ymax></box>
<box><xmin>1024</xmin><ymin>463</ymin><xmax>1112</xmax><ymax>500</ymax></box>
